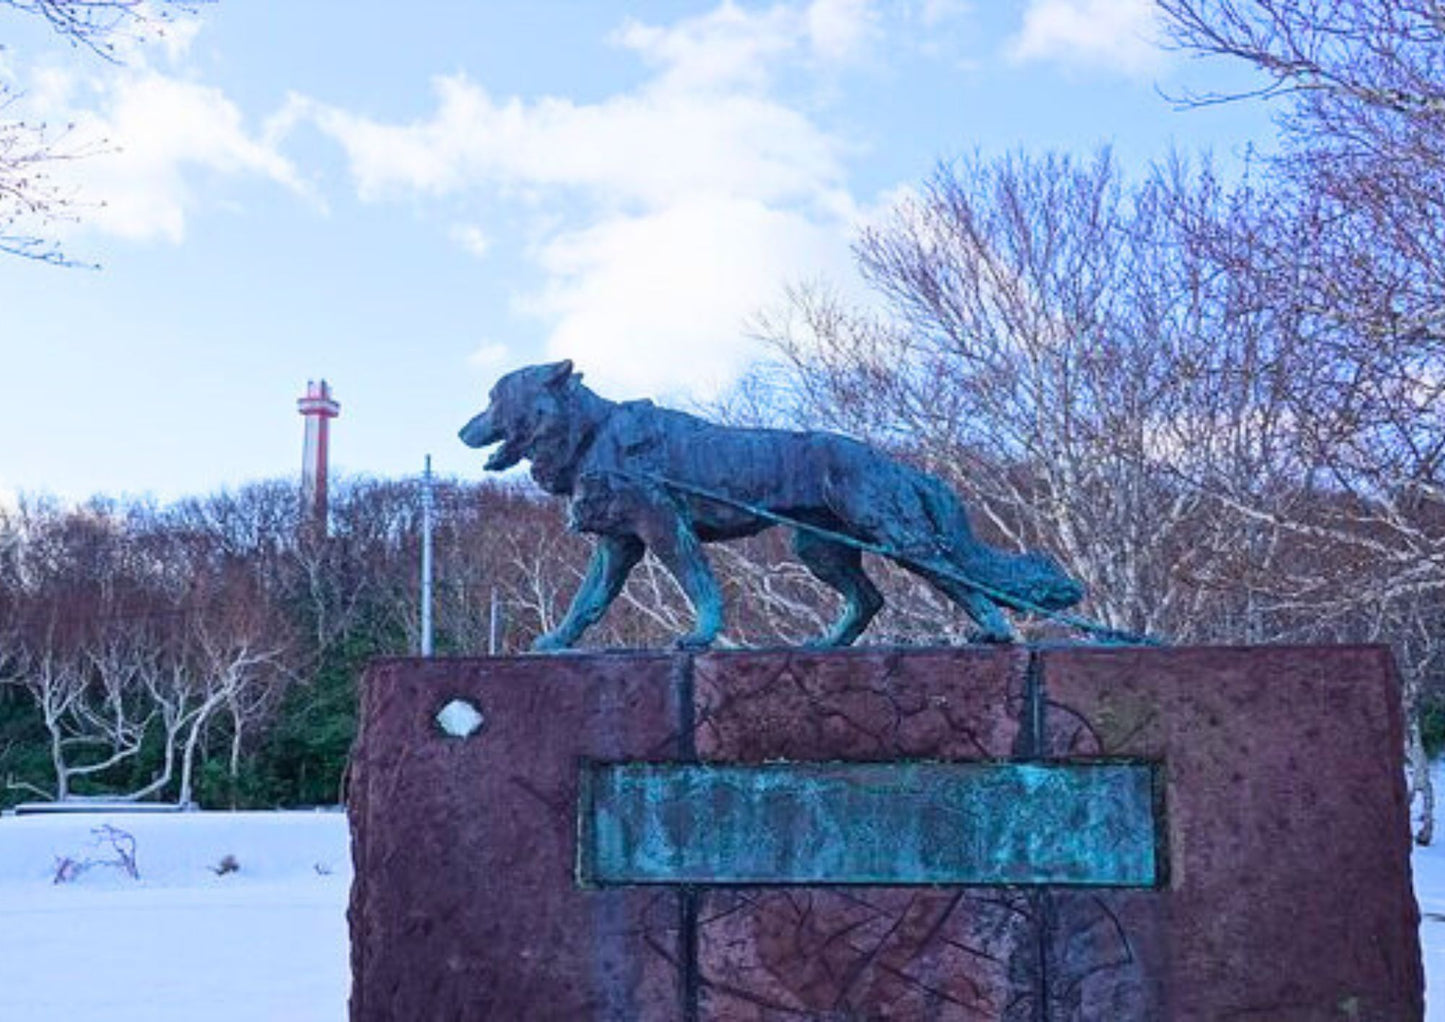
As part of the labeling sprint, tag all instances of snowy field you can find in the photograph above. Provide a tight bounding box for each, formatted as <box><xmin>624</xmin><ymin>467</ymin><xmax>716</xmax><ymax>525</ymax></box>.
<box><xmin>0</xmin><ymin>804</ymin><xmax>1444</xmax><ymax>1019</ymax></box>
<box><xmin>0</xmin><ymin>810</ymin><xmax>351</xmax><ymax>1022</ymax></box>
<box><xmin>1416</xmin><ymin>830</ymin><xmax>1445</xmax><ymax>1020</ymax></box>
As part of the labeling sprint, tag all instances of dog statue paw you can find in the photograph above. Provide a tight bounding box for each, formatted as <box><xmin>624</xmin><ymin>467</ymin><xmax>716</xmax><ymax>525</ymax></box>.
<box><xmin>671</xmin><ymin>631</ymin><xmax>717</xmax><ymax>652</ymax></box>
<box><xmin>530</xmin><ymin>631</ymin><xmax>572</xmax><ymax>653</ymax></box>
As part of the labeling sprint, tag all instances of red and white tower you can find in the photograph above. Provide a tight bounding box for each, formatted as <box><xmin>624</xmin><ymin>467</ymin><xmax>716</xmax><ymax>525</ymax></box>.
<box><xmin>297</xmin><ymin>379</ymin><xmax>340</xmax><ymax>527</ymax></box>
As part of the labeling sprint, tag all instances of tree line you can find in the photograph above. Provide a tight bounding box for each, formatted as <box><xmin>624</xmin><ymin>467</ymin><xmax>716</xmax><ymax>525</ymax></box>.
<box><xmin>0</xmin><ymin>480</ymin><xmax>582</xmax><ymax>809</ymax></box>
<box><xmin>0</xmin><ymin>474</ymin><xmax>975</xmax><ymax>811</ymax></box>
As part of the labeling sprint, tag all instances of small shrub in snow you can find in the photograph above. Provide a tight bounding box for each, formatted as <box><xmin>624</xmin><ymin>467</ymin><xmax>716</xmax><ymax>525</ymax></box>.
<box><xmin>52</xmin><ymin>825</ymin><xmax>140</xmax><ymax>883</ymax></box>
<box><xmin>99</xmin><ymin>825</ymin><xmax>139</xmax><ymax>879</ymax></box>
<box><xmin>51</xmin><ymin>856</ymin><xmax>82</xmax><ymax>884</ymax></box>
<box><xmin>211</xmin><ymin>854</ymin><xmax>240</xmax><ymax>876</ymax></box>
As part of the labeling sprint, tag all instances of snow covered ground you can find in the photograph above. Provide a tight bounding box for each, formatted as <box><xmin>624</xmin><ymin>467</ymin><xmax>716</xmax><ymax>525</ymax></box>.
<box><xmin>1415</xmin><ymin>827</ymin><xmax>1445</xmax><ymax>1020</ymax></box>
<box><xmin>0</xmin><ymin>803</ymin><xmax>1443</xmax><ymax>1019</ymax></box>
<box><xmin>0</xmin><ymin>810</ymin><xmax>351</xmax><ymax>1022</ymax></box>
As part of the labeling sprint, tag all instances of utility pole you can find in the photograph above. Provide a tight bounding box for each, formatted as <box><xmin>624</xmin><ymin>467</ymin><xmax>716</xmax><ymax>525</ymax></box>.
<box><xmin>421</xmin><ymin>454</ymin><xmax>434</xmax><ymax>657</ymax></box>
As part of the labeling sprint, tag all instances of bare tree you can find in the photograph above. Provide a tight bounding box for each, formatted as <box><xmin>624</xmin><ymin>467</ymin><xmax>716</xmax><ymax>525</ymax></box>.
<box><xmin>0</xmin><ymin>100</ymin><xmax>92</xmax><ymax>264</ymax></box>
<box><xmin>1159</xmin><ymin>0</ymin><xmax>1445</xmax><ymax>119</ymax></box>
<box><xmin>0</xmin><ymin>488</ymin><xmax>299</xmax><ymax>806</ymax></box>
<box><xmin>748</xmin><ymin>151</ymin><xmax>1282</xmax><ymax>643</ymax></box>
<box><xmin>0</xmin><ymin>0</ymin><xmax>203</xmax><ymax>263</ymax></box>
<box><xmin>1160</xmin><ymin>0</ymin><xmax>1445</xmax><ymax>842</ymax></box>
<box><xmin>1157</xmin><ymin>0</ymin><xmax>1445</xmax><ymax>535</ymax></box>
<box><xmin>175</xmin><ymin>613</ymin><xmax>284</xmax><ymax>808</ymax></box>
<box><xmin>745</xmin><ymin>142</ymin><xmax>1445</xmax><ymax>841</ymax></box>
<box><xmin>3</xmin><ymin>618</ymin><xmax>160</xmax><ymax>802</ymax></box>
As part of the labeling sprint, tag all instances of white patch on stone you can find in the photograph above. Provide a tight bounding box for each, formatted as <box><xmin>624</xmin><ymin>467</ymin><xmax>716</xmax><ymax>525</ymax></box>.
<box><xmin>435</xmin><ymin>699</ymin><xmax>485</xmax><ymax>738</ymax></box>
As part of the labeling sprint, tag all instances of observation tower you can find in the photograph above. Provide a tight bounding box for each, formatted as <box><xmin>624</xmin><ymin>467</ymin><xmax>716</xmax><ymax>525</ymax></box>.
<box><xmin>297</xmin><ymin>379</ymin><xmax>340</xmax><ymax>527</ymax></box>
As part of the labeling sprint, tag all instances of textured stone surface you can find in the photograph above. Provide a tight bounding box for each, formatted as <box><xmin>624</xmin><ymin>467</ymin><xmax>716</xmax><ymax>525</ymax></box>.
<box><xmin>1040</xmin><ymin>644</ymin><xmax>1422</xmax><ymax>1021</ymax></box>
<box><xmin>1042</xmin><ymin>889</ymin><xmax>1167</xmax><ymax>1022</ymax></box>
<box><xmin>696</xmin><ymin>887</ymin><xmax>1039</xmax><ymax>1020</ymax></box>
<box><xmin>350</xmin><ymin>645</ymin><xmax>1422</xmax><ymax>1021</ymax></box>
<box><xmin>693</xmin><ymin>646</ymin><xmax>1030</xmax><ymax>762</ymax></box>
<box><xmin>348</xmin><ymin>655</ymin><xmax>685</xmax><ymax>1022</ymax></box>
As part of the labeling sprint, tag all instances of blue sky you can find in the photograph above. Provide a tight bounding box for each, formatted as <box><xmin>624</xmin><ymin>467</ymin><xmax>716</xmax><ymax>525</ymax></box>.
<box><xmin>0</xmin><ymin>0</ymin><xmax>1272</xmax><ymax>502</ymax></box>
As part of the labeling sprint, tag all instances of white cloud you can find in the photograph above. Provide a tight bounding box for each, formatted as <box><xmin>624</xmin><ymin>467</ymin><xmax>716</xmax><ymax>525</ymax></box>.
<box><xmin>919</xmin><ymin>0</ymin><xmax>972</xmax><ymax>28</ymax></box>
<box><xmin>152</xmin><ymin>16</ymin><xmax>203</xmax><ymax>64</ymax></box>
<box><xmin>306</xmin><ymin>75</ymin><xmax>843</xmax><ymax>211</ymax></box>
<box><xmin>612</xmin><ymin>3</ymin><xmax>797</xmax><ymax>94</ymax></box>
<box><xmin>2</xmin><ymin>15</ymin><xmax>311</xmax><ymax>247</ymax></box>
<box><xmin>527</xmin><ymin>196</ymin><xmax>854</xmax><ymax>399</ymax></box>
<box><xmin>96</xmin><ymin>8</ymin><xmax>205</xmax><ymax>68</ymax></box>
<box><xmin>1008</xmin><ymin>0</ymin><xmax>1163</xmax><ymax>76</ymax></box>
<box><xmin>62</xmin><ymin>71</ymin><xmax>309</xmax><ymax>243</ymax></box>
<box><xmin>451</xmin><ymin>223</ymin><xmax>490</xmax><ymax>258</ymax></box>
<box><xmin>805</xmin><ymin>0</ymin><xmax>878</xmax><ymax>63</ymax></box>
<box><xmin>100</xmin><ymin>9</ymin><xmax>206</xmax><ymax>67</ymax></box>
<box><xmin>613</xmin><ymin>0</ymin><xmax>878</xmax><ymax>94</ymax></box>
<box><xmin>12</xmin><ymin>29</ymin><xmax>310</xmax><ymax>246</ymax></box>
<box><xmin>295</xmin><ymin>0</ymin><xmax>876</xmax><ymax>399</ymax></box>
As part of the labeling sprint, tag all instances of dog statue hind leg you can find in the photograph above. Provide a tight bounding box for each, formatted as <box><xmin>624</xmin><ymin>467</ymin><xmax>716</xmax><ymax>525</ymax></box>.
<box><xmin>903</xmin><ymin>561</ymin><xmax>1016</xmax><ymax>643</ymax></box>
<box><xmin>792</xmin><ymin>529</ymin><xmax>884</xmax><ymax>647</ymax></box>
<box><xmin>820</xmin><ymin>459</ymin><xmax>1019</xmax><ymax>642</ymax></box>
<box><xmin>633</xmin><ymin>503</ymin><xmax>725</xmax><ymax>650</ymax></box>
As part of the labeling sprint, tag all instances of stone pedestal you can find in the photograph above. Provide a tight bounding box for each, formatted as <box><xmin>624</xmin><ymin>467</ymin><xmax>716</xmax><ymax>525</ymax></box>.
<box><xmin>348</xmin><ymin>646</ymin><xmax>1423</xmax><ymax>1021</ymax></box>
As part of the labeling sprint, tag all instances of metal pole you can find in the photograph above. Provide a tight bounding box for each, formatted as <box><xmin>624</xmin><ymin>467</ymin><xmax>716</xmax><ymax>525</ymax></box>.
<box><xmin>488</xmin><ymin>586</ymin><xmax>500</xmax><ymax>655</ymax></box>
<box><xmin>421</xmin><ymin>454</ymin><xmax>434</xmax><ymax>657</ymax></box>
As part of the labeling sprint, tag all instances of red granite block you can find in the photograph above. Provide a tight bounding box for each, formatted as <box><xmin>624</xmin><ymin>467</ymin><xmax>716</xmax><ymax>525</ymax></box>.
<box><xmin>1040</xmin><ymin>644</ymin><xmax>1423</xmax><ymax>1021</ymax></box>
<box><xmin>692</xmin><ymin>646</ymin><xmax>1031</xmax><ymax>762</ymax></box>
<box><xmin>349</xmin><ymin>645</ymin><xmax>1422</xmax><ymax>1021</ymax></box>
<box><xmin>348</xmin><ymin>656</ymin><xmax>684</xmax><ymax>1022</ymax></box>
<box><xmin>1043</xmin><ymin>889</ymin><xmax>1166</xmax><ymax>1021</ymax></box>
<box><xmin>696</xmin><ymin>887</ymin><xmax>1039</xmax><ymax>1021</ymax></box>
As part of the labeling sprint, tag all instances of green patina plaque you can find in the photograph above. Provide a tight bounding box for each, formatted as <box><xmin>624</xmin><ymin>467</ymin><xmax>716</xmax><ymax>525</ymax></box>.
<box><xmin>579</xmin><ymin>761</ymin><xmax>1159</xmax><ymax>887</ymax></box>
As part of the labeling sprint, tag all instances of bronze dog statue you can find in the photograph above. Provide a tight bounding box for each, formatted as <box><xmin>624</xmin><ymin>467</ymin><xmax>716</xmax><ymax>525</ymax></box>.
<box><xmin>460</xmin><ymin>360</ymin><xmax>1084</xmax><ymax>650</ymax></box>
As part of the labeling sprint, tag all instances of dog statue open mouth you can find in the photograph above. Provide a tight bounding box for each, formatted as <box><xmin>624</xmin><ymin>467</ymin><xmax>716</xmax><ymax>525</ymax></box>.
<box><xmin>460</xmin><ymin>360</ymin><xmax>1084</xmax><ymax>652</ymax></box>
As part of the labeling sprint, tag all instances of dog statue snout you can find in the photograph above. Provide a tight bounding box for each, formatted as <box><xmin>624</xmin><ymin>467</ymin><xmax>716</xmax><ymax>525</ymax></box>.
<box><xmin>459</xmin><ymin>409</ymin><xmax>498</xmax><ymax>449</ymax></box>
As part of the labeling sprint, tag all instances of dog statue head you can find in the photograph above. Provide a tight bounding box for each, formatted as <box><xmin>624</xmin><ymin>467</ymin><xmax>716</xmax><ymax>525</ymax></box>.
<box><xmin>460</xmin><ymin>360</ymin><xmax>600</xmax><ymax>494</ymax></box>
<box><xmin>459</xmin><ymin>360</ymin><xmax>576</xmax><ymax>469</ymax></box>
<box><xmin>1012</xmin><ymin>550</ymin><xmax>1087</xmax><ymax>610</ymax></box>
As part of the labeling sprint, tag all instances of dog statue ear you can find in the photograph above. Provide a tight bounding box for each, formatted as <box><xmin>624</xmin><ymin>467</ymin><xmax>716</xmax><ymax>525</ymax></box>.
<box><xmin>544</xmin><ymin>359</ymin><xmax>574</xmax><ymax>388</ymax></box>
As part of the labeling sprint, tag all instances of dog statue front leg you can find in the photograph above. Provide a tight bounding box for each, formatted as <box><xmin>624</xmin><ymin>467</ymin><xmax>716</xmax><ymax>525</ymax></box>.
<box><xmin>634</xmin><ymin>505</ymin><xmax>724</xmax><ymax>650</ymax></box>
<box><xmin>532</xmin><ymin>534</ymin><xmax>645</xmax><ymax>651</ymax></box>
